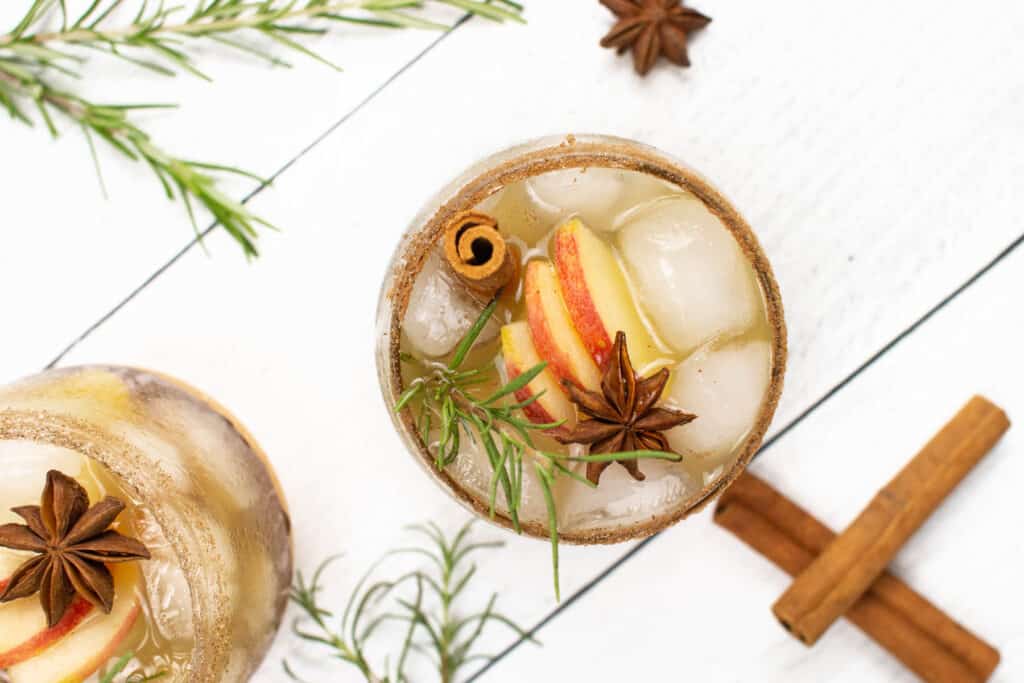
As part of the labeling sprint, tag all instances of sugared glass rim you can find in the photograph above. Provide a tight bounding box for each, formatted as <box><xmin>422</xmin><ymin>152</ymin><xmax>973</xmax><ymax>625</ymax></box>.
<box><xmin>379</xmin><ymin>134</ymin><xmax>787</xmax><ymax>545</ymax></box>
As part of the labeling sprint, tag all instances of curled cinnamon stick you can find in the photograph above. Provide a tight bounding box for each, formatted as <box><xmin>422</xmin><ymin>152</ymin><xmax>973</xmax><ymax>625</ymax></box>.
<box><xmin>715</xmin><ymin>473</ymin><xmax>1000</xmax><ymax>683</ymax></box>
<box><xmin>442</xmin><ymin>211</ymin><xmax>517</xmax><ymax>299</ymax></box>
<box><xmin>772</xmin><ymin>395</ymin><xmax>1009</xmax><ymax>648</ymax></box>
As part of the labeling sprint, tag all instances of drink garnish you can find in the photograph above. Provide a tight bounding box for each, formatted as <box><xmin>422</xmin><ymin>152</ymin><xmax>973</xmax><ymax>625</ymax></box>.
<box><xmin>399</xmin><ymin>294</ymin><xmax>688</xmax><ymax>600</ymax></box>
<box><xmin>442</xmin><ymin>211</ymin><xmax>518</xmax><ymax>300</ymax></box>
<box><xmin>396</xmin><ymin>296</ymin><xmax>558</xmax><ymax>534</ymax></box>
<box><xmin>556</xmin><ymin>331</ymin><xmax>696</xmax><ymax>484</ymax></box>
<box><xmin>0</xmin><ymin>470</ymin><xmax>150</xmax><ymax>627</ymax></box>
<box><xmin>600</xmin><ymin>0</ymin><xmax>711</xmax><ymax>75</ymax></box>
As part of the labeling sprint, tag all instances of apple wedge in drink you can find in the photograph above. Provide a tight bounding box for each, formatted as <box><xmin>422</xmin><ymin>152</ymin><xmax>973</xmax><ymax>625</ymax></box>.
<box><xmin>523</xmin><ymin>260</ymin><xmax>602</xmax><ymax>392</ymax></box>
<box><xmin>5</xmin><ymin>564</ymin><xmax>142</xmax><ymax>683</ymax></box>
<box><xmin>0</xmin><ymin>591</ymin><xmax>94</xmax><ymax>669</ymax></box>
<box><xmin>552</xmin><ymin>218</ymin><xmax>663</xmax><ymax>373</ymax></box>
<box><xmin>500</xmin><ymin>322</ymin><xmax>576</xmax><ymax>433</ymax></box>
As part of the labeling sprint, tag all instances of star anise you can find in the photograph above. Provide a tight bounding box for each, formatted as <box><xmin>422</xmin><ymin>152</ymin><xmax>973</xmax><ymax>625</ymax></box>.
<box><xmin>0</xmin><ymin>470</ymin><xmax>150</xmax><ymax>627</ymax></box>
<box><xmin>556</xmin><ymin>331</ymin><xmax>696</xmax><ymax>485</ymax></box>
<box><xmin>600</xmin><ymin>0</ymin><xmax>711</xmax><ymax>76</ymax></box>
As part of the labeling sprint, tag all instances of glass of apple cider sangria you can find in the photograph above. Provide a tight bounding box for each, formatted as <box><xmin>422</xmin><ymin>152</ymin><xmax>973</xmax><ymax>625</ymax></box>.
<box><xmin>377</xmin><ymin>135</ymin><xmax>785</xmax><ymax>560</ymax></box>
<box><xmin>0</xmin><ymin>366</ymin><xmax>292</xmax><ymax>683</ymax></box>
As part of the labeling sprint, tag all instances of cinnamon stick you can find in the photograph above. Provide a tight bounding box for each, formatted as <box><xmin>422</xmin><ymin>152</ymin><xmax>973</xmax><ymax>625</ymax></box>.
<box><xmin>442</xmin><ymin>211</ymin><xmax>517</xmax><ymax>299</ymax></box>
<box><xmin>715</xmin><ymin>473</ymin><xmax>1000</xmax><ymax>683</ymax></box>
<box><xmin>772</xmin><ymin>395</ymin><xmax>1009</xmax><ymax>648</ymax></box>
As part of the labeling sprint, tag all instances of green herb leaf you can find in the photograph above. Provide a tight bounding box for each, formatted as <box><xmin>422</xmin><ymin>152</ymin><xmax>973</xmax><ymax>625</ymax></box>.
<box><xmin>483</xmin><ymin>361</ymin><xmax>546</xmax><ymax>404</ymax></box>
<box><xmin>97</xmin><ymin>650</ymin><xmax>168</xmax><ymax>682</ymax></box>
<box><xmin>394</xmin><ymin>380</ymin><xmax>424</xmax><ymax>413</ymax></box>
<box><xmin>534</xmin><ymin>463</ymin><xmax>560</xmax><ymax>601</ymax></box>
<box><xmin>448</xmin><ymin>295</ymin><xmax>498</xmax><ymax>370</ymax></box>
<box><xmin>545</xmin><ymin>449</ymin><xmax>684</xmax><ymax>464</ymax></box>
<box><xmin>99</xmin><ymin>652</ymin><xmax>134</xmax><ymax>683</ymax></box>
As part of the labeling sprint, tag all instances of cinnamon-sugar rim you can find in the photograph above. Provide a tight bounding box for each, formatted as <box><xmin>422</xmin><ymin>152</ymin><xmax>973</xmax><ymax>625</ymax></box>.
<box><xmin>387</xmin><ymin>134</ymin><xmax>787</xmax><ymax>545</ymax></box>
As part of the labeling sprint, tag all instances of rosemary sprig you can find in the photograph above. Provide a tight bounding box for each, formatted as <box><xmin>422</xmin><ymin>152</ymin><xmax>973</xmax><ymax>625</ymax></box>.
<box><xmin>396</xmin><ymin>297</ymin><xmax>560</xmax><ymax>534</ymax></box>
<box><xmin>0</xmin><ymin>67</ymin><xmax>271</xmax><ymax>256</ymax></box>
<box><xmin>396</xmin><ymin>300</ymin><xmax>684</xmax><ymax>600</ymax></box>
<box><xmin>0</xmin><ymin>0</ymin><xmax>524</xmax><ymax>256</ymax></box>
<box><xmin>286</xmin><ymin>520</ymin><xmax>533</xmax><ymax>683</ymax></box>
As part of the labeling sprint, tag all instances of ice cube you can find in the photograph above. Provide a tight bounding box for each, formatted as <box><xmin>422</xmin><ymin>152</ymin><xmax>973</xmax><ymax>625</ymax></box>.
<box><xmin>560</xmin><ymin>459</ymin><xmax>697</xmax><ymax>531</ymax></box>
<box><xmin>489</xmin><ymin>180</ymin><xmax>560</xmax><ymax>245</ymax></box>
<box><xmin>617</xmin><ymin>196</ymin><xmax>762</xmax><ymax>354</ymax></box>
<box><xmin>663</xmin><ymin>339</ymin><xmax>771</xmax><ymax>462</ymax></box>
<box><xmin>137</xmin><ymin>512</ymin><xmax>195</xmax><ymax>643</ymax></box>
<box><xmin>526</xmin><ymin>168</ymin><xmax>627</xmax><ymax>231</ymax></box>
<box><xmin>0</xmin><ymin>441</ymin><xmax>85</xmax><ymax>522</ymax></box>
<box><xmin>447</xmin><ymin>429</ymin><xmax>548</xmax><ymax>524</ymax></box>
<box><xmin>612</xmin><ymin>171</ymin><xmax>681</xmax><ymax>220</ymax></box>
<box><xmin>108</xmin><ymin>422</ymin><xmax>194</xmax><ymax>492</ymax></box>
<box><xmin>402</xmin><ymin>249</ymin><xmax>498</xmax><ymax>358</ymax></box>
<box><xmin>149</xmin><ymin>393</ymin><xmax>264</xmax><ymax>509</ymax></box>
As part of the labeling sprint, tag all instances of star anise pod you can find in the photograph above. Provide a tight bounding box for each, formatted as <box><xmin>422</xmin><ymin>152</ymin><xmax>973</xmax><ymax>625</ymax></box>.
<box><xmin>0</xmin><ymin>470</ymin><xmax>150</xmax><ymax>627</ymax></box>
<box><xmin>600</xmin><ymin>0</ymin><xmax>711</xmax><ymax>75</ymax></box>
<box><xmin>556</xmin><ymin>331</ymin><xmax>696</xmax><ymax>485</ymax></box>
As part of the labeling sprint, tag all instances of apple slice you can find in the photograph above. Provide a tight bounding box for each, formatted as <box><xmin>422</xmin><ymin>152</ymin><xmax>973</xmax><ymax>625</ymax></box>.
<box><xmin>1</xmin><ymin>552</ymin><xmax>95</xmax><ymax>666</ymax></box>
<box><xmin>552</xmin><ymin>218</ymin><xmax>661</xmax><ymax>372</ymax></box>
<box><xmin>524</xmin><ymin>260</ymin><xmax>602</xmax><ymax>392</ymax></box>
<box><xmin>8</xmin><ymin>563</ymin><xmax>142</xmax><ymax>683</ymax></box>
<box><xmin>501</xmin><ymin>322</ymin><xmax>576</xmax><ymax>432</ymax></box>
<box><xmin>0</xmin><ymin>550</ymin><xmax>22</xmax><ymax>584</ymax></box>
<box><xmin>0</xmin><ymin>585</ymin><xmax>94</xmax><ymax>668</ymax></box>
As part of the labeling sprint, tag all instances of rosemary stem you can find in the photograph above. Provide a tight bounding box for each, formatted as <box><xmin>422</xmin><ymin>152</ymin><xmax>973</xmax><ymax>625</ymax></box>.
<box><xmin>440</xmin><ymin>571</ymin><xmax>452</xmax><ymax>683</ymax></box>
<box><xmin>0</xmin><ymin>1</ymin><xmax>373</xmax><ymax>47</ymax></box>
<box><xmin>0</xmin><ymin>67</ymin><xmax>81</xmax><ymax>118</ymax></box>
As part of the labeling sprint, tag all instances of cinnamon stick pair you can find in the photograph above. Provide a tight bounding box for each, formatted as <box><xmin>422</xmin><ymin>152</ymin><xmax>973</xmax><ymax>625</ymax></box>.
<box><xmin>716</xmin><ymin>396</ymin><xmax>1008</xmax><ymax>682</ymax></box>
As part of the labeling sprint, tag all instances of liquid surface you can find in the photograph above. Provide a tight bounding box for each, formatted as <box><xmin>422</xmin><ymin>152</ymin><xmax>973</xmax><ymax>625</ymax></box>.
<box><xmin>400</xmin><ymin>167</ymin><xmax>772</xmax><ymax>532</ymax></box>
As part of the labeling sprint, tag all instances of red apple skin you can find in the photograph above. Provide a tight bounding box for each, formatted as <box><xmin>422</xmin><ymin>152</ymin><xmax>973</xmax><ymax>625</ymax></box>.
<box><xmin>525</xmin><ymin>277</ymin><xmax>572</xmax><ymax>387</ymax></box>
<box><xmin>5</xmin><ymin>563</ymin><xmax>143</xmax><ymax>683</ymax></box>
<box><xmin>0</xmin><ymin>598</ymin><xmax>95</xmax><ymax>668</ymax></box>
<box><xmin>63</xmin><ymin>603</ymin><xmax>142</xmax><ymax>683</ymax></box>
<box><xmin>523</xmin><ymin>261</ymin><xmax>602</xmax><ymax>392</ymax></box>
<box><xmin>505</xmin><ymin>364</ymin><xmax>561</xmax><ymax>427</ymax></box>
<box><xmin>501</xmin><ymin>322</ymin><xmax>575</xmax><ymax>435</ymax></box>
<box><xmin>553</xmin><ymin>219</ymin><xmax>665</xmax><ymax>373</ymax></box>
<box><xmin>552</xmin><ymin>224</ymin><xmax>616</xmax><ymax>369</ymax></box>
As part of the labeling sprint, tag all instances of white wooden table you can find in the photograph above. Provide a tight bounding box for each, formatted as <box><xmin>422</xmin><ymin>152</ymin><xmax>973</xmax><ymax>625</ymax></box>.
<box><xmin>3</xmin><ymin>1</ymin><xmax>1024</xmax><ymax>680</ymax></box>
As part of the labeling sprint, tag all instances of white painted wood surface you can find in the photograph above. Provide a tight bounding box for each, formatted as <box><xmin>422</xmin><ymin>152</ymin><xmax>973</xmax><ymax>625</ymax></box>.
<box><xmin>494</xmin><ymin>241</ymin><xmax>1024</xmax><ymax>683</ymax></box>
<box><xmin>4</xmin><ymin>0</ymin><xmax>1024</xmax><ymax>681</ymax></box>
<box><xmin>0</xmin><ymin>1</ymin><xmax>459</xmax><ymax>378</ymax></box>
